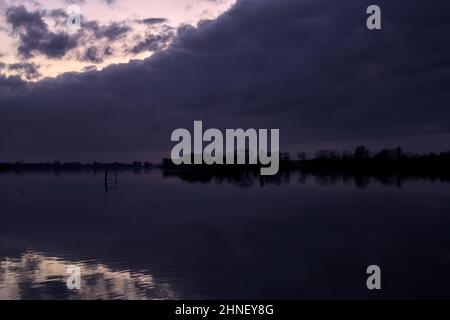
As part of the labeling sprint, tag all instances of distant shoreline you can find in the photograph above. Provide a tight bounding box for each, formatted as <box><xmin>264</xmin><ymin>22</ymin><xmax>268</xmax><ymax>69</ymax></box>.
<box><xmin>1</xmin><ymin>147</ymin><xmax>450</xmax><ymax>175</ymax></box>
<box><xmin>0</xmin><ymin>161</ymin><xmax>155</xmax><ymax>172</ymax></box>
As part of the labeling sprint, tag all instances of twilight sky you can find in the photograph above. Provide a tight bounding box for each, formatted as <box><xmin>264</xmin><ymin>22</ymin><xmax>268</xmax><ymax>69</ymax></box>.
<box><xmin>0</xmin><ymin>0</ymin><xmax>235</xmax><ymax>79</ymax></box>
<box><xmin>0</xmin><ymin>0</ymin><xmax>450</xmax><ymax>162</ymax></box>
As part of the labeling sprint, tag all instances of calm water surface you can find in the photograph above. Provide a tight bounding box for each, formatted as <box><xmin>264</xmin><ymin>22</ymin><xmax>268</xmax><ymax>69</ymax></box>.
<box><xmin>1</xmin><ymin>170</ymin><xmax>450</xmax><ymax>299</ymax></box>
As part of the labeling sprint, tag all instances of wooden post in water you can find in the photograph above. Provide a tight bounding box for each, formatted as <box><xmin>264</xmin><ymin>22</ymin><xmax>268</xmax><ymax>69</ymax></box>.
<box><xmin>104</xmin><ymin>170</ymin><xmax>109</xmax><ymax>192</ymax></box>
<box><xmin>104</xmin><ymin>170</ymin><xmax>118</xmax><ymax>192</ymax></box>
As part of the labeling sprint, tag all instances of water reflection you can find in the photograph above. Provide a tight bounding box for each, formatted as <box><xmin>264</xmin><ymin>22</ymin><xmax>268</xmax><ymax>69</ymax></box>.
<box><xmin>1</xmin><ymin>169</ymin><xmax>450</xmax><ymax>299</ymax></box>
<box><xmin>163</xmin><ymin>168</ymin><xmax>450</xmax><ymax>189</ymax></box>
<box><xmin>0</xmin><ymin>252</ymin><xmax>176</xmax><ymax>300</ymax></box>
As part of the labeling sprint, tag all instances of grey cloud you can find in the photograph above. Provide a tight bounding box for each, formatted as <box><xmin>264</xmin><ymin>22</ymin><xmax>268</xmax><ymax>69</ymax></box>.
<box><xmin>48</xmin><ymin>9</ymin><xmax>68</xmax><ymax>19</ymax></box>
<box><xmin>6</xmin><ymin>5</ymin><xmax>78</xmax><ymax>59</ymax></box>
<box><xmin>8</xmin><ymin>62</ymin><xmax>41</xmax><ymax>80</ymax></box>
<box><xmin>98</xmin><ymin>23</ymin><xmax>130</xmax><ymax>40</ymax></box>
<box><xmin>79</xmin><ymin>45</ymin><xmax>113</xmax><ymax>63</ymax></box>
<box><xmin>83</xmin><ymin>65</ymin><xmax>97</xmax><ymax>72</ymax></box>
<box><xmin>140</xmin><ymin>18</ymin><xmax>168</xmax><ymax>25</ymax></box>
<box><xmin>64</xmin><ymin>0</ymin><xmax>114</xmax><ymax>4</ymax></box>
<box><xmin>84</xmin><ymin>20</ymin><xmax>131</xmax><ymax>41</ymax></box>
<box><xmin>5</xmin><ymin>5</ymin><xmax>133</xmax><ymax>62</ymax></box>
<box><xmin>80</xmin><ymin>46</ymin><xmax>103</xmax><ymax>63</ymax></box>
<box><xmin>6</xmin><ymin>5</ymin><xmax>46</xmax><ymax>31</ymax></box>
<box><xmin>103</xmin><ymin>46</ymin><xmax>113</xmax><ymax>56</ymax></box>
<box><xmin>130</xmin><ymin>29</ymin><xmax>174</xmax><ymax>54</ymax></box>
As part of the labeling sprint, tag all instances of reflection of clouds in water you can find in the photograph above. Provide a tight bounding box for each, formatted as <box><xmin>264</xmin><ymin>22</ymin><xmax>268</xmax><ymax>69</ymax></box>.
<box><xmin>0</xmin><ymin>252</ymin><xmax>177</xmax><ymax>300</ymax></box>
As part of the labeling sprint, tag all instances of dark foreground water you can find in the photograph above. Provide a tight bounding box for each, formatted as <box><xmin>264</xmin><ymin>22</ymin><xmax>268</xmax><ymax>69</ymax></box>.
<box><xmin>1</xmin><ymin>169</ymin><xmax>450</xmax><ymax>299</ymax></box>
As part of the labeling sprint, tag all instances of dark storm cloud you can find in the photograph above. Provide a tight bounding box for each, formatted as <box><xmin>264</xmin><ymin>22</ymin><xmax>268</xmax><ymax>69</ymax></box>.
<box><xmin>1</xmin><ymin>0</ymin><xmax>450</xmax><ymax>162</ymax></box>
<box><xmin>0</xmin><ymin>75</ymin><xmax>27</xmax><ymax>98</ymax></box>
<box><xmin>8</xmin><ymin>62</ymin><xmax>41</xmax><ymax>80</ymax></box>
<box><xmin>6</xmin><ymin>5</ymin><xmax>78</xmax><ymax>59</ymax></box>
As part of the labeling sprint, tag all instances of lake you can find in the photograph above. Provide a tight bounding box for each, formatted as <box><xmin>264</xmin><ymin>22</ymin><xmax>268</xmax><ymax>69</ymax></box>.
<box><xmin>1</xmin><ymin>169</ymin><xmax>450</xmax><ymax>299</ymax></box>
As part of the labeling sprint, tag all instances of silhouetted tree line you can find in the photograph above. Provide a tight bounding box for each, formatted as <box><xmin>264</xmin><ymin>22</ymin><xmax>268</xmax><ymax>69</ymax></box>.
<box><xmin>161</xmin><ymin>146</ymin><xmax>450</xmax><ymax>188</ymax></box>
<box><xmin>281</xmin><ymin>146</ymin><xmax>450</xmax><ymax>188</ymax></box>
<box><xmin>2</xmin><ymin>147</ymin><xmax>450</xmax><ymax>188</ymax></box>
<box><xmin>292</xmin><ymin>146</ymin><xmax>450</xmax><ymax>172</ymax></box>
<box><xmin>162</xmin><ymin>146</ymin><xmax>450</xmax><ymax>171</ymax></box>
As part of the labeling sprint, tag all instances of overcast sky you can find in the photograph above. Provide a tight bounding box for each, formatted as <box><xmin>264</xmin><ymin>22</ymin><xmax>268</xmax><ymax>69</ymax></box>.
<box><xmin>0</xmin><ymin>0</ymin><xmax>449</xmax><ymax>162</ymax></box>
